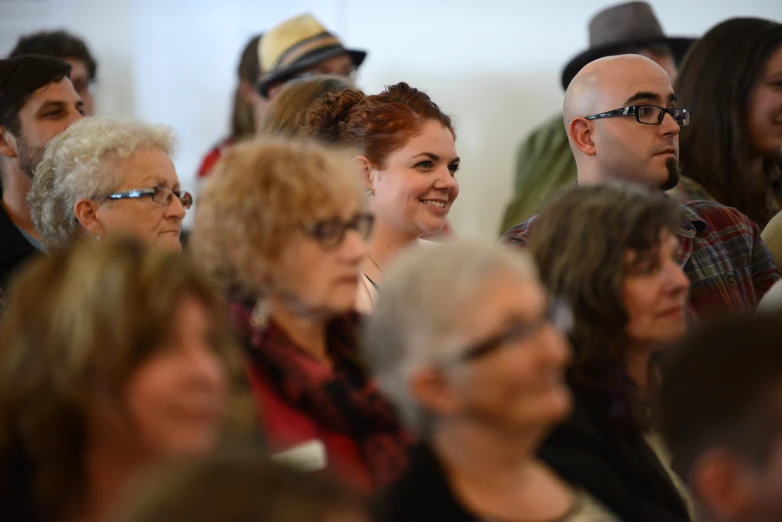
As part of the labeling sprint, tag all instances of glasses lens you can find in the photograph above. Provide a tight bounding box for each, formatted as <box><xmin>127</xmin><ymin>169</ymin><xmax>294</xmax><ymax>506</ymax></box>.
<box><xmin>637</xmin><ymin>106</ymin><xmax>662</xmax><ymax>124</ymax></box>
<box><xmin>672</xmin><ymin>108</ymin><xmax>691</xmax><ymax>127</ymax></box>
<box><xmin>179</xmin><ymin>191</ymin><xmax>193</xmax><ymax>209</ymax></box>
<box><xmin>317</xmin><ymin>221</ymin><xmax>343</xmax><ymax>247</ymax></box>
<box><xmin>151</xmin><ymin>187</ymin><xmax>172</xmax><ymax>205</ymax></box>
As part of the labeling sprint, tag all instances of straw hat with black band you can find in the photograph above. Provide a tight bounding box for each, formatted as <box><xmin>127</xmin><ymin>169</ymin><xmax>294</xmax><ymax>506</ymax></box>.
<box><xmin>257</xmin><ymin>13</ymin><xmax>367</xmax><ymax>98</ymax></box>
<box><xmin>561</xmin><ymin>2</ymin><xmax>695</xmax><ymax>90</ymax></box>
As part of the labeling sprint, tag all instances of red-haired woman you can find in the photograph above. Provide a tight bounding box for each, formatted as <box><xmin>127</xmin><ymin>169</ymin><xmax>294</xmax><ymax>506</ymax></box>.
<box><xmin>300</xmin><ymin>82</ymin><xmax>460</xmax><ymax>312</ymax></box>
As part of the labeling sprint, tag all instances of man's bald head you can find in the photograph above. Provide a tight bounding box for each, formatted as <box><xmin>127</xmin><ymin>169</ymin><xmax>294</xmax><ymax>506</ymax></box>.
<box><xmin>563</xmin><ymin>54</ymin><xmax>682</xmax><ymax>190</ymax></box>
<box><xmin>563</xmin><ymin>55</ymin><xmax>672</xmax><ymax>125</ymax></box>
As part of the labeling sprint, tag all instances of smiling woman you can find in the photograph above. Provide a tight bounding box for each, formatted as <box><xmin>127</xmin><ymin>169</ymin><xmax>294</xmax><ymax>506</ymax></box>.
<box><xmin>299</xmin><ymin>82</ymin><xmax>459</xmax><ymax>312</ymax></box>
<box><xmin>365</xmin><ymin>242</ymin><xmax>617</xmax><ymax>522</ymax></box>
<box><xmin>674</xmin><ymin>17</ymin><xmax>782</xmax><ymax>228</ymax></box>
<box><xmin>27</xmin><ymin>116</ymin><xmax>191</xmax><ymax>252</ymax></box>
<box><xmin>0</xmin><ymin>236</ymin><xmax>254</xmax><ymax>522</ymax></box>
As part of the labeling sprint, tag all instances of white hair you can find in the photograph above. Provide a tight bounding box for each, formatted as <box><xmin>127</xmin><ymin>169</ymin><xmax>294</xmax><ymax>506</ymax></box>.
<box><xmin>28</xmin><ymin>116</ymin><xmax>177</xmax><ymax>251</ymax></box>
<box><xmin>362</xmin><ymin>241</ymin><xmax>539</xmax><ymax>435</ymax></box>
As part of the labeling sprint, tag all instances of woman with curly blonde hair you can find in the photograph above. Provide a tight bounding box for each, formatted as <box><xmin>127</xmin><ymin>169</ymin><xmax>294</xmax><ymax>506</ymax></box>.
<box><xmin>191</xmin><ymin>138</ymin><xmax>408</xmax><ymax>494</ymax></box>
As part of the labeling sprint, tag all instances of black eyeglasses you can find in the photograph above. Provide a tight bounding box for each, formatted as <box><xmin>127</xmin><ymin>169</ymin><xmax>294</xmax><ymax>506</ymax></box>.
<box><xmin>585</xmin><ymin>105</ymin><xmax>691</xmax><ymax>127</ymax></box>
<box><xmin>442</xmin><ymin>300</ymin><xmax>573</xmax><ymax>365</ymax></box>
<box><xmin>301</xmin><ymin>212</ymin><xmax>374</xmax><ymax>249</ymax></box>
<box><xmin>106</xmin><ymin>186</ymin><xmax>193</xmax><ymax>209</ymax></box>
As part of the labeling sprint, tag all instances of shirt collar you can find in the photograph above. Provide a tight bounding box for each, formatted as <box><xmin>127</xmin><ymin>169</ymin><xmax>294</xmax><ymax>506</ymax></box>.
<box><xmin>14</xmin><ymin>222</ymin><xmax>43</xmax><ymax>251</ymax></box>
<box><xmin>678</xmin><ymin>202</ymin><xmax>708</xmax><ymax>238</ymax></box>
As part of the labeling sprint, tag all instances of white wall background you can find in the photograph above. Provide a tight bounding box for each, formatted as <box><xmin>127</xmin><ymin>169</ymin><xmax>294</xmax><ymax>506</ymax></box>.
<box><xmin>1</xmin><ymin>0</ymin><xmax>780</xmax><ymax>237</ymax></box>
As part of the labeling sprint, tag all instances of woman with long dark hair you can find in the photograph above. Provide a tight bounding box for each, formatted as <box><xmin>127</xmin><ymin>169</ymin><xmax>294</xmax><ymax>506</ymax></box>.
<box><xmin>674</xmin><ymin>18</ymin><xmax>782</xmax><ymax>228</ymax></box>
<box><xmin>530</xmin><ymin>182</ymin><xmax>696</xmax><ymax>522</ymax></box>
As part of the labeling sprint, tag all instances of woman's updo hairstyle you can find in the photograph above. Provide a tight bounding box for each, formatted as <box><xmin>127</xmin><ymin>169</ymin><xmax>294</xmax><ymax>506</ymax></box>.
<box><xmin>299</xmin><ymin>81</ymin><xmax>455</xmax><ymax>169</ymax></box>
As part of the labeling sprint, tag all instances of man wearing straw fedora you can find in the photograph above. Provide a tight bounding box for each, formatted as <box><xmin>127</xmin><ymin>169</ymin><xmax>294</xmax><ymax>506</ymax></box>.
<box><xmin>257</xmin><ymin>13</ymin><xmax>367</xmax><ymax>100</ymax></box>
<box><xmin>498</xmin><ymin>1</ymin><xmax>695</xmax><ymax>236</ymax></box>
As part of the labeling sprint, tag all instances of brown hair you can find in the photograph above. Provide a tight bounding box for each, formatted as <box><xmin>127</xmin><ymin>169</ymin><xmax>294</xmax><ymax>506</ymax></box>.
<box><xmin>190</xmin><ymin>138</ymin><xmax>362</xmax><ymax>297</ymax></box>
<box><xmin>660</xmin><ymin>313</ymin><xmax>782</xmax><ymax>479</ymax></box>
<box><xmin>9</xmin><ymin>30</ymin><xmax>97</xmax><ymax>80</ymax></box>
<box><xmin>299</xmin><ymin>81</ymin><xmax>454</xmax><ymax>169</ymax></box>
<box><xmin>114</xmin><ymin>451</ymin><xmax>362</xmax><ymax>522</ymax></box>
<box><xmin>676</xmin><ymin>18</ymin><xmax>782</xmax><ymax>227</ymax></box>
<box><xmin>258</xmin><ymin>74</ymin><xmax>353</xmax><ymax>138</ymax></box>
<box><xmin>230</xmin><ymin>34</ymin><xmax>263</xmax><ymax>140</ymax></box>
<box><xmin>529</xmin><ymin>182</ymin><xmax>682</xmax><ymax>434</ymax></box>
<box><xmin>0</xmin><ymin>237</ymin><xmax>253</xmax><ymax>522</ymax></box>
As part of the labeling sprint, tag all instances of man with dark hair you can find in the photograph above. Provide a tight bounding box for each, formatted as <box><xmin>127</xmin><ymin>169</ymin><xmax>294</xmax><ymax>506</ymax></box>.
<box><xmin>0</xmin><ymin>55</ymin><xmax>84</xmax><ymax>292</ymax></box>
<box><xmin>9</xmin><ymin>30</ymin><xmax>97</xmax><ymax>115</ymax></box>
<box><xmin>659</xmin><ymin>314</ymin><xmax>782</xmax><ymax>522</ymax></box>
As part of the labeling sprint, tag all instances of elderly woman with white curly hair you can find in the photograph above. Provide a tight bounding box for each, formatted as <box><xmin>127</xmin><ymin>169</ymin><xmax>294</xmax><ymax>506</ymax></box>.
<box><xmin>366</xmin><ymin>242</ymin><xmax>620</xmax><ymax>522</ymax></box>
<box><xmin>28</xmin><ymin>116</ymin><xmax>192</xmax><ymax>252</ymax></box>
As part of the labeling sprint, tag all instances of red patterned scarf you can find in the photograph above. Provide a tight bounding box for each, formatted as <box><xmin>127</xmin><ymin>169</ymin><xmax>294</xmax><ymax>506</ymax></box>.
<box><xmin>232</xmin><ymin>303</ymin><xmax>410</xmax><ymax>488</ymax></box>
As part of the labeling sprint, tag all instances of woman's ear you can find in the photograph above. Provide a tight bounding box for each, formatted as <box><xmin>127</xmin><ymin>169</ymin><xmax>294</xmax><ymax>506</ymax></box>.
<box><xmin>73</xmin><ymin>198</ymin><xmax>104</xmax><ymax>237</ymax></box>
<box><xmin>353</xmin><ymin>155</ymin><xmax>374</xmax><ymax>193</ymax></box>
<box><xmin>690</xmin><ymin>449</ymin><xmax>757</xmax><ymax>522</ymax></box>
<box><xmin>409</xmin><ymin>366</ymin><xmax>463</xmax><ymax>419</ymax></box>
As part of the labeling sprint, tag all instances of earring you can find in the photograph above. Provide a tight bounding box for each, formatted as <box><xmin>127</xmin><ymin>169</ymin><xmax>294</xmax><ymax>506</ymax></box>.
<box><xmin>250</xmin><ymin>299</ymin><xmax>269</xmax><ymax>328</ymax></box>
<box><xmin>365</xmin><ymin>189</ymin><xmax>374</xmax><ymax>196</ymax></box>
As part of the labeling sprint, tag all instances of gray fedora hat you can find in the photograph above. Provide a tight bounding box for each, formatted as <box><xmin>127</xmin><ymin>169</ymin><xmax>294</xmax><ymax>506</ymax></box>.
<box><xmin>561</xmin><ymin>2</ymin><xmax>695</xmax><ymax>90</ymax></box>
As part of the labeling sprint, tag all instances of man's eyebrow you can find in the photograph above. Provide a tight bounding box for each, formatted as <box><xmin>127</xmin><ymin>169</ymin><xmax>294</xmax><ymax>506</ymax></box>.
<box><xmin>36</xmin><ymin>100</ymin><xmax>66</xmax><ymax>112</ymax></box>
<box><xmin>623</xmin><ymin>91</ymin><xmax>663</xmax><ymax>105</ymax></box>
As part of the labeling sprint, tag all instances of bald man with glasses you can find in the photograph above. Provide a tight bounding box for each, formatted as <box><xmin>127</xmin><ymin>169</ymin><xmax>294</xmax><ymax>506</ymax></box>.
<box><xmin>502</xmin><ymin>54</ymin><xmax>778</xmax><ymax>320</ymax></box>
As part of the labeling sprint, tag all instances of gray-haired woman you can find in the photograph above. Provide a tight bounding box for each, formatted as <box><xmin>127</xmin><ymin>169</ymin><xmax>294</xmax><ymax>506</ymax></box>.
<box><xmin>28</xmin><ymin>116</ymin><xmax>192</xmax><ymax>252</ymax></box>
<box><xmin>365</xmin><ymin>242</ymin><xmax>619</xmax><ymax>522</ymax></box>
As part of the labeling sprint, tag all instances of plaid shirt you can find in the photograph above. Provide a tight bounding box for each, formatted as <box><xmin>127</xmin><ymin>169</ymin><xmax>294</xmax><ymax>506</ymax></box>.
<box><xmin>668</xmin><ymin>175</ymin><xmax>716</xmax><ymax>203</ymax></box>
<box><xmin>500</xmin><ymin>200</ymin><xmax>780</xmax><ymax>320</ymax></box>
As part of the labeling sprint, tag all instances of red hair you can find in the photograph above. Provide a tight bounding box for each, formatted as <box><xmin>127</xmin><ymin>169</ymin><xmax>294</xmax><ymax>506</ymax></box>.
<box><xmin>299</xmin><ymin>82</ymin><xmax>454</xmax><ymax>169</ymax></box>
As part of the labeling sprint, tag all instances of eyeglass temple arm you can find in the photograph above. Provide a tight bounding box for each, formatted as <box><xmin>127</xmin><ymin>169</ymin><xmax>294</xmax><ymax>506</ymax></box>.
<box><xmin>585</xmin><ymin>107</ymin><xmax>632</xmax><ymax>120</ymax></box>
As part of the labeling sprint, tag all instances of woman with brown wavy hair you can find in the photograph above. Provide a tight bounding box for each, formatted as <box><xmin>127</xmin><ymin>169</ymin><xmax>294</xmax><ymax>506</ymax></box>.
<box><xmin>528</xmin><ymin>182</ymin><xmax>695</xmax><ymax>522</ymax></box>
<box><xmin>673</xmin><ymin>18</ymin><xmax>782</xmax><ymax>228</ymax></box>
<box><xmin>0</xmin><ymin>237</ymin><xmax>254</xmax><ymax>522</ymax></box>
<box><xmin>299</xmin><ymin>82</ymin><xmax>460</xmax><ymax>312</ymax></box>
